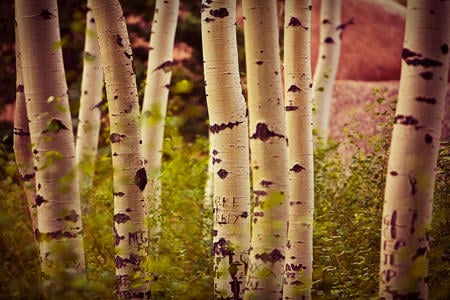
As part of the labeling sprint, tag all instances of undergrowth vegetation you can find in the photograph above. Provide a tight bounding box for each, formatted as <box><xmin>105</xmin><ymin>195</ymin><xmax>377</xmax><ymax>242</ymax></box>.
<box><xmin>1</xmin><ymin>100</ymin><xmax>449</xmax><ymax>299</ymax></box>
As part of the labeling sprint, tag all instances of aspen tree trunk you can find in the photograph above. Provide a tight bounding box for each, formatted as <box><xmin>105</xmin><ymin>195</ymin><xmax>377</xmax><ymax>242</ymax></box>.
<box><xmin>141</xmin><ymin>0</ymin><xmax>179</xmax><ymax>253</ymax></box>
<box><xmin>201</xmin><ymin>1</ymin><xmax>251</xmax><ymax>298</ymax></box>
<box><xmin>379</xmin><ymin>1</ymin><xmax>450</xmax><ymax>299</ymax></box>
<box><xmin>15</xmin><ymin>0</ymin><xmax>85</xmax><ymax>291</ymax></box>
<box><xmin>76</xmin><ymin>0</ymin><xmax>104</xmax><ymax>190</ymax></box>
<box><xmin>13</xmin><ymin>20</ymin><xmax>38</xmax><ymax>237</ymax></box>
<box><xmin>90</xmin><ymin>1</ymin><xmax>149</xmax><ymax>298</ymax></box>
<box><xmin>283</xmin><ymin>1</ymin><xmax>314</xmax><ymax>299</ymax></box>
<box><xmin>242</xmin><ymin>1</ymin><xmax>289</xmax><ymax>298</ymax></box>
<box><xmin>312</xmin><ymin>0</ymin><xmax>341</xmax><ymax>140</ymax></box>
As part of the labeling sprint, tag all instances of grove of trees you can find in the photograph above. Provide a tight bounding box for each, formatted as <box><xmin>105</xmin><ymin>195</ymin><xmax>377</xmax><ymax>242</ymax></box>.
<box><xmin>0</xmin><ymin>0</ymin><xmax>449</xmax><ymax>299</ymax></box>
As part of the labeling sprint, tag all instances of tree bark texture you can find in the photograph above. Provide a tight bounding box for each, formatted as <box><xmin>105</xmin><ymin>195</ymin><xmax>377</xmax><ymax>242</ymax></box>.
<box><xmin>379</xmin><ymin>0</ymin><xmax>450</xmax><ymax>299</ymax></box>
<box><xmin>242</xmin><ymin>1</ymin><xmax>289</xmax><ymax>298</ymax></box>
<box><xmin>90</xmin><ymin>0</ymin><xmax>149</xmax><ymax>298</ymax></box>
<box><xmin>141</xmin><ymin>0</ymin><xmax>179</xmax><ymax>255</ymax></box>
<box><xmin>15</xmin><ymin>0</ymin><xmax>85</xmax><ymax>289</ymax></box>
<box><xmin>13</xmin><ymin>18</ymin><xmax>38</xmax><ymax>237</ymax></box>
<box><xmin>201</xmin><ymin>1</ymin><xmax>251</xmax><ymax>298</ymax></box>
<box><xmin>312</xmin><ymin>0</ymin><xmax>341</xmax><ymax>140</ymax></box>
<box><xmin>76</xmin><ymin>0</ymin><xmax>104</xmax><ymax>190</ymax></box>
<box><xmin>283</xmin><ymin>1</ymin><xmax>314</xmax><ymax>299</ymax></box>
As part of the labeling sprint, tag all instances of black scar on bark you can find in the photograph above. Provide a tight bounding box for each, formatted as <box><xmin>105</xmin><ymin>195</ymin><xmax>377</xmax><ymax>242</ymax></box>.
<box><xmin>153</xmin><ymin>60</ymin><xmax>173</xmax><ymax>73</ymax></box>
<box><xmin>415</xmin><ymin>96</ymin><xmax>436</xmax><ymax>104</ymax></box>
<box><xmin>260</xmin><ymin>180</ymin><xmax>273</xmax><ymax>187</ymax></box>
<box><xmin>408</xmin><ymin>175</ymin><xmax>417</xmax><ymax>195</ymax></box>
<box><xmin>424</xmin><ymin>133</ymin><xmax>433</xmax><ymax>144</ymax></box>
<box><xmin>251</xmin><ymin>123</ymin><xmax>284</xmax><ymax>142</ymax></box>
<box><xmin>256</xmin><ymin>60</ymin><xmax>264</xmax><ymax>65</ymax></box>
<box><xmin>204</xmin><ymin>17</ymin><xmax>215</xmax><ymax>23</ymax></box>
<box><xmin>114</xmin><ymin>213</ymin><xmax>131</xmax><ymax>224</ymax></box>
<box><xmin>419</xmin><ymin>71</ymin><xmax>433</xmax><ymax>80</ymax></box>
<box><xmin>287</xmin><ymin>263</ymin><xmax>306</xmax><ymax>271</ymax></box>
<box><xmin>135</xmin><ymin>168</ymin><xmax>147</xmax><ymax>191</ymax></box>
<box><xmin>46</xmin><ymin>230</ymin><xmax>79</xmax><ymax>240</ymax></box>
<box><xmin>391</xmin><ymin>210</ymin><xmax>397</xmax><ymax>239</ymax></box>
<box><xmin>336</xmin><ymin>18</ymin><xmax>355</xmax><ymax>31</ymax></box>
<box><xmin>255</xmin><ymin>248</ymin><xmax>285</xmax><ymax>263</ymax></box>
<box><xmin>240</xmin><ymin>211</ymin><xmax>248</xmax><ymax>218</ymax></box>
<box><xmin>412</xmin><ymin>246</ymin><xmax>428</xmax><ymax>260</ymax></box>
<box><xmin>290</xmin><ymin>200</ymin><xmax>303</xmax><ymax>205</ymax></box>
<box><xmin>212</xmin><ymin>157</ymin><xmax>222</xmax><ymax>164</ymax></box>
<box><xmin>116</xmin><ymin>35</ymin><xmax>124</xmax><ymax>47</ymax></box>
<box><xmin>212</xmin><ymin>149</ymin><xmax>219</xmax><ymax>155</ymax></box>
<box><xmin>39</xmin><ymin>9</ymin><xmax>56</xmax><ymax>20</ymax></box>
<box><xmin>124</xmin><ymin>51</ymin><xmax>132</xmax><ymax>59</ymax></box>
<box><xmin>16</xmin><ymin>84</ymin><xmax>24</xmax><ymax>92</ymax></box>
<box><xmin>324</xmin><ymin>37</ymin><xmax>334</xmax><ymax>44</ymax></box>
<box><xmin>322</xmin><ymin>19</ymin><xmax>331</xmax><ymax>24</ymax></box>
<box><xmin>23</xmin><ymin>173</ymin><xmax>35</xmax><ymax>181</ymax></box>
<box><xmin>402</xmin><ymin>48</ymin><xmax>421</xmax><ymax>59</ymax></box>
<box><xmin>114</xmin><ymin>95</ymin><xmax>119</xmax><ymax>100</ymax></box>
<box><xmin>287</xmin><ymin>17</ymin><xmax>308</xmax><ymax>30</ymax></box>
<box><xmin>210</xmin><ymin>8</ymin><xmax>229</xmax><ymax>18</ymax></box>
<box><xmin>410</xmin><ymin>210</ymin><xmax>417</xmax><ymax>234</ymax></box>
<box><xmin>217</xmin><ymin>168</ymin><xmax>229</xmax><ymax>179</ymax></box>
<box><xmin>212</xmin><ymin>237</ymin><xmax>233</xmax><ymax>257</ymax></box>
<box><xmin>110</xmin><ymin>133</ymin><xmax>126</xmax><ymax>143</ymax></box>
<box><xmin>441</xmin><ymin>44</ymin><xmax>448</xmax><ymax>55</ymax></box>
<box><xmin>394</xmin><ymin>115</ymin><xmax>419</xmax><ymax>126</ymax></box>
<box><xmin>254</xmin><ymin>212</ymin><xmax>264</xmax><ymax>218</ymax></box>
<box><xmin>286</xmin><ymin>106</ymin><xmax>299</xmax><ymax>111</ymax></box>
<box><xmin>115</xmin><ymin>254</ymin><xmax>140</xmax><ymax>268</ymax></box>
<box><xmin>90</xmin><ymin>17</ymin><xmax>95</xmax><ymax>23</ymax></box>
<box><xmin>210</xmin><ymin>121</ymin><xmax>243</xmax><ymax>134</ymax></box>
<box><xmin>402</xmin><ymin>48</ymin><xmax>443</xmax><ymax>67</ymax></box>
<box><xmin>287</xmin><ymin>84</ymin><xmax>302</xmax><ymax>93</ymax></box>
<box><xmin>64</xmin><ymin>210</ymin><xmax>79</xmax><ymax>222</ymax></box>
<box><xmin>14</xmin><ymin>128</ymin><xmax>30</xmax><ymax>136</ymax></box>
<box><xmin>36</xmin><ymin>194</ymin><xmax>47</xmax><ymax>206</ymax></box>
<box><xmin>201</xmin><ymin>4</ymin><xmax>210</xmax><ymax>11</ymax></box>
<box><xmin>212</xmin><ymin>229</ymin><xmax>218</xmax><ymax>236</ymax></box>
<box><xmin>34</xmin><ymin>229</ymin><xmax>41</xmax><ymax>241</ymax></box>
<box><xmin>390</xmin><ymin>171</ymin><xmax>398</xmax><ymax>176</ymax></box>
<box><xmin>290</xmin><ymin>164</ymin><xmax>305</xmax><ymax>173</ymax></box>
<box><xmin>114</xmin><ymin>226</ymin><xmax>124</xmax><ymax>246</ymax></box>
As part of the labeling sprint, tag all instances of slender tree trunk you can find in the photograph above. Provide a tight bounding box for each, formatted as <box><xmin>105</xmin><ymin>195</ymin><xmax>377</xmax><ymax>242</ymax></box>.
<box><xmin>242</xmin><ymin>1</ymin><xmax>289</xmax><ymax>298</ymax></box>
<box><xmin>379</xmin><ymin>1</ymin><xmax>450</xmax><ymax>299</ymax></box>
<box><xmin>312</xmin><ymin>0</ymin><xmax>341</xmax><ymax>140</ymax></box>
<box><xmin>15</xmin><ymin>0</ymin><xmax>85</xmax><ymax>291</ymax></box>
<box><xmin>283</xmin><ymin>1</ymin><xmax>314</xmax><ymax>299</ymax></box>
<box><xmin>141</xmin><ymin>0</ymin><xmax>179</xmax><ymax>254</ymax></box>
<box><xmin>201</xmin><ymin>1</ymin><xmax>251</xmax><ymax>298</ymax></box>
<box><xmin>13</xmin><ymin>18</ymin><xmax>38</xmax><ymax>238</ymax></box>
<box><xmin>76</xmin><ymin>0</ymin><xmax>104</xmax><ymax>190</ymax></box>
<box><xmin>90</xmin><ymin>1</ymin><xmax>149</xmax><ymax>298</ymax></box>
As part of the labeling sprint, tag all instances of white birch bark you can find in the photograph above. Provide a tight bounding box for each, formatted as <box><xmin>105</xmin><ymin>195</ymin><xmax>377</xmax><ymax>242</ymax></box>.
<box><xmin>312</xmin><ymin>0</ymin><xmax>341</xmax><ymax>140</ymax></box>
<box><xmin>76</xmin><ymin>0</ymin><xmax>104</xmax><ymax>190</ymax></box>
<box><xmin>141</xmin><ymin>0</ymin><xmax>179</xmax><ymax>254</ymax></box>
<box><xmin>201</xmin><ymin>1</ymin><xmax>251</xmax><ymax>298</ymax></box>
<box><xmin>90</xmin><ymin>0</ymin><xmax>149</xmax><ymax>298</ymax></box>
<box><xmin>13</xmin><ymin>19</ymin><xmax>38</xmax><ymax>238</ymax></box>
<box><xmin>242</xmin><ymin>1</ymin><xmax>289</xmax><ymax>298</ymax></box>
<box><xmin>15</xmin><ymin>0</ymin><xmax>85</xmax><ymax>289</ymax></box>
<box><xmin>379</xmin><ymin>1</ymin><xmax>450</xmax><ymax>299</ymax></box>
<box><xmin>283</xmin><ymin>1</ymin><xmax>314</xmax><ymax>299</ymax></box>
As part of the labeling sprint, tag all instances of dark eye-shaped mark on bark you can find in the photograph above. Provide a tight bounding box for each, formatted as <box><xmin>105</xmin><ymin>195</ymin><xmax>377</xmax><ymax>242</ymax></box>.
<box><xmin>287</xmin><ymin>84</ymin><xmax>302</xmax><ymax>93</ymax></box>
<box><xmin>210</xmin><ymin>8</ymin><xmax>229</xmax><ymax>18</ymax></box>
<box><xmin>210</xmin><ymin>121</ymin><xmax>243</xmax><ymax>134</ymax></box>
<box><xmin>390</xmin><ymin>171</ymin><xmax>398</xmax><ymax>176</ymax></box>
<box><xmin>287</xmin><ymin>17</ymin><xmax>308</xmax><ymax>30</ymax></box>
<box><xmin>36</xmin><ymin>194</ymin><xmax>47</xmax><ymax>206</ymax></box>
<box><xmin>256</xmin><ymin>60</ymin><xmax>264</xmax><ymax>65</ymax></box>
<box><xmin>135</xmin><ymin>168</ymin><xmax>147</xmax><ymax>191</ymax></box>
<box><xmin>424</xmin><ymin>133</ymin><xmax>433</xmax><ymax>144</ymax></box>
<box><xmin>260</xmin><ymin>180</ymin><xmax>273</xmax><ymax>187</ymax></box>
<box><xmin>419</xmin><ymin>71</ymin><xmax>433</xmax><ymax>80</ymax></box>
<box><xmin>408</xmin><ymin>175</ymin><xmax>417</xmax><ymax>195</ymax></box>
<box><xmin>394</xmin><ymin>115</ymin><xmax>419</xmax><ymax>126</ymax></box>
<box><xmin>110</xmin><ymin>133</ymin><xmax>126</xmax><ymax>143</ymax></box>
<box><xmin>14</xmin><ymin>127</ymin><xmax>30</xmax><ymax>137</ymax></box>
<box><xmin>16</xmin><ymin>84</ymin><xmax>24</xmax><ymax>92</ymax></box>
<box><xmin>324</xmin><ymin>37</ymin><xmax>334</xmax><ymax>44</ymax></box>
<box><xmin>204</xmin><ymin>17</ymin><xmax>215</xmax><ymax>23</ymax></box>
<box><xmin>415</xmin><ymin>96</ymin><xmax>436</xmax><ymax>105</ymax></box>
<box><xmin>217</xmin><ymin>168</ymin><xmax>229</xmax><ymax>179</ymax></box>
<box><xmin>441</xmin><ymin>44</ymin><xmax>448</xmax><ymax>55</ymax></box>
<box><xmin>290</xmin><ymin>164</ymin><xmax>305</xmax><ymax>173</ymax></box>
<box><xmin>116</xmin><ymin>35</ymin><xmax>124</xmax><ymax>47</ymax></box>
<box><xmin>322</xmin><ymin>19</ymin><xmax>331</xmax><ymax>24</ymax></box>
<box><xmin>285</xmin><ymin>106</ymin><xmax>299</xmax><ymax>111</ymax></box>
<box><xmin>39</xmin><ymin>9</ymin><xmax>56</xmax><ymax>20</ymax></box>
<box><xmin>255</xmin><ymin>248</ymin><xmax>285</xmax><ymax>263</ymax></box>
<box><xmin>114</xmin><ymin>213</ymin><xmax>131</xmax><ymax>224</ymax></box>
<box><xmin>402</xmin><ymin>48</ymin><xmax>443</xmax><ymax>68</ymax></box>
<box><xmin>153</xmin><ymin>60</ymin><xmax>173</xmax><ymax>73</ymax></box>
<box><xmin>410</xmin><ymin>210</ymin><xmax>417</xmax><ymax>234</ymax></box>
<box><xmin>114</xmin><ymin>226</ymin><xmax>125</xmax><ymax>246</ymax></box>
<box><xmin>114</xmin><ymin>191</ymin><xmax>125</xmax><ymax>197</ymax></box>
<box><xmin>391</xmin><ymin>210</ymin><xmax>397</xmax><ymax>239</ymax></box>
<box><xmin>251</xmin><ymin>123</ymin><xmax>285</xmax><ymax>142</ymax></box>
